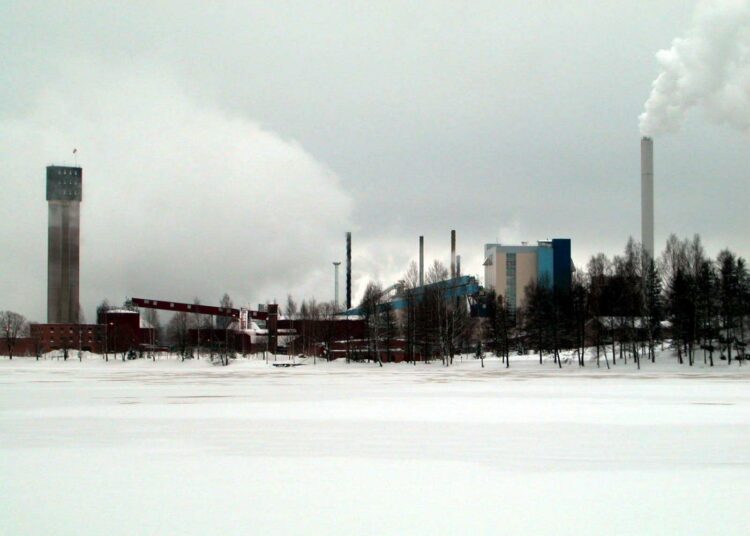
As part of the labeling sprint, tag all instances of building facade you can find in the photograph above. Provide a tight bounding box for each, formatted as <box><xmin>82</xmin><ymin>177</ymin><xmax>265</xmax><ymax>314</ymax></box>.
<box><xmin>47</xmin><ymin>165</ymin><xmax>82</xmax><ymax>323</ymax></box>
<box><xmin>483</xmin><ymin>239</ymin><xmax>572</xmax><ymax>311</ymax></box>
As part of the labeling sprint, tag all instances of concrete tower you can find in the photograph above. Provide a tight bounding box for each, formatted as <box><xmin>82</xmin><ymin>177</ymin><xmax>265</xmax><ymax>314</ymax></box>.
<box><xmin>333</xmin><ymin>261</ymin><xmax>341</xmax><ymax>310</ymax></box>
<box><xmin>641</xmin><ymin>137</ymin><xmax>654</xmax><ymax>259</ymax></box>
<box><xmin>47</xmin><ymin>165</ymin><xmax>82</xmax><ymax>323</ymax></box>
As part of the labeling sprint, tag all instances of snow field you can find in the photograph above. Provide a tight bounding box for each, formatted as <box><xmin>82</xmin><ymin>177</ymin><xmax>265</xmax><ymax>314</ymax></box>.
<box><xmin>1</xmin><ymin>355</ymin><xmax>749</xmax><ymax>535</ymax></box>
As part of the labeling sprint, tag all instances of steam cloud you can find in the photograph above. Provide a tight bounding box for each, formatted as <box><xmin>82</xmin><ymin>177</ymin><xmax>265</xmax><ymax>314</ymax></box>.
<box><xmin>0</xmin><ymin>60</ymin><xmax>353</xmax><ymax>320</ymax></box>
<box><xmin>639</xmin><ymin>0</ymin><xmax>750</xmax><ymax>136</ymax></box>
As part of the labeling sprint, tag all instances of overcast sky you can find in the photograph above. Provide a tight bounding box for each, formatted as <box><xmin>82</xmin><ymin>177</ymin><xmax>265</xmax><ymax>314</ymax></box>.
<box><xmin>1</xmin><ymin>1</ymin><xmax>748</xmax><ymax>322</ymax></box>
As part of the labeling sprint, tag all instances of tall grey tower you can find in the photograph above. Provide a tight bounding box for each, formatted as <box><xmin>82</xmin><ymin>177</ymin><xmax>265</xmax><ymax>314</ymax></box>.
<box><xmin>333</xmin><ymin>261</ymin><xmax>341</xmax><ymax>310</ymax></box>
<box><xmin>47</xmin><ymin>165</ymin><xmax>82</xmax><ymax>323</ymax></box>
<box><xmin>640</xmin><ymin>137</ymin><xmax>654</xmax><ymax>259</ymax></box>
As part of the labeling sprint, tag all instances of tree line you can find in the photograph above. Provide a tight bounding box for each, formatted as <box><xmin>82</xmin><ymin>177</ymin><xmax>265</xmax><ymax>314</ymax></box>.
<box><xmin>2</xmin><ymin>235</ymin><xmax>748</xmax><ymax>370</ymax></box>
<box><xmin>341</xmin><ymin>234</ymin><xmax>749</xmax><ymax>368</ymax></box>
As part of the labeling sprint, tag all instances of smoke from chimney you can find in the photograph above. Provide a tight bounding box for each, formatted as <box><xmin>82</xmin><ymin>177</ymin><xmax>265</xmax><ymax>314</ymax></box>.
<box><xmin>639</xmin><ymin>1</ymin><xmax>750</xmax><ymax>136</ymax></box>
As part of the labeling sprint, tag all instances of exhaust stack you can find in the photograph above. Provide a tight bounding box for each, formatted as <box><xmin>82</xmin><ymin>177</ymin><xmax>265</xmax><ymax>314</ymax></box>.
<box><xmin>419</xmin><ymin>236</ymin><xmax>424</xmax><ymax>287</ymax></box>
<box><xmin>641</xmin><ymin>137</ymin><xmax>654</xmax><ymax>259</ymax></box>
<box><xmin>346</xmin><ymin>232</ymin><xmax>352</xmax><ymax>310</ymax></box>
<box><xmin>333</xmin><ymin>262</ymin><xmax>341</xmax><ymax>310</ymax></box>
<box><xmin>450</xmin><ymin>230</ymin><xmax>456</xmax><ymax>279</ymax></box>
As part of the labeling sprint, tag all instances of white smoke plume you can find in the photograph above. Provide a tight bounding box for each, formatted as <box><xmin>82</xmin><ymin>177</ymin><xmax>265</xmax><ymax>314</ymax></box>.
<box><xmin>0</xmin><ymin>59</ymin><xmax>354</xmax><ymax>320</ymax></box>
<box><xmin>639</xmin><ymin>0</ymin><xmax>750</xmax><ymax>136</ymax></box>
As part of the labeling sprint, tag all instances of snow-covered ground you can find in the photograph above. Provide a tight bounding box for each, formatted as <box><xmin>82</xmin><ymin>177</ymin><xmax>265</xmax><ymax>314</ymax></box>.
<box><xmin>1</xmin><ymin>353</ymin><xmax>749</xmax><ymax>535</ymax></box>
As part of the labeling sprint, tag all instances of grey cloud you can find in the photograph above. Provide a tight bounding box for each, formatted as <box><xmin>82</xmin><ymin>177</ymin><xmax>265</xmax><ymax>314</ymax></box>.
<box><xmin>1</xmin><ymin>1</ymin><xmax>748</xmax><ymax>320</ymax></box>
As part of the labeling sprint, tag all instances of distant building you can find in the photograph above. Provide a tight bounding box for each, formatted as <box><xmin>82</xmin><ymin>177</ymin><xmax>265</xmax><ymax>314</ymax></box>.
<box><xmin>24</xmin><ymin>309</ymin><xmax>155</xmax><ymax>356</ymax></box>
<box><xmin>483</xmin><ymin>239</ymin><xmax>572</xmax><ymax>311</ymax></box>
<box><xmin>47</xmin><ymin>165</ymin><xmax>82</xmax><ymax>323</ymax></box>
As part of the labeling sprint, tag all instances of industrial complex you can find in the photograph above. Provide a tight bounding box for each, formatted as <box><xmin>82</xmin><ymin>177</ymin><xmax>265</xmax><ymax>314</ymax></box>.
<box><xmin>7</xmin><ymin>158</ymin><xmax>589</xmax><ymax>360</ymax></box>
<box><xmin>6</xmin><ymin>159</ymin><xmax>582</xmax><ymax>360</ymax></box>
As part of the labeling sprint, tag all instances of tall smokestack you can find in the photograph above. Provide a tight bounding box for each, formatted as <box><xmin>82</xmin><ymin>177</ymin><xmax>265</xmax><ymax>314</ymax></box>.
<box><xmin>47</xmin><ymin>165</ymin><xmax>82</xmax><ymax>323</ymax></box>
<box><xmin>419</xmin><ymin>236</ymin><xmax>424</xmax><ymax>287</ymax></box>
<box><xmin>456</xmin><ymin>255</ymin><xmax>461</xmax><ymax>278</ymax></box>
<box><xmin>333</xmin><ymin>262</ymin><xmax>341</xmax><ymax>310</ymax></box>
<box><xmin>641</xmin><ymin>137</ymin><xmax>654</xmax><ymax>259</ymax></box>
<box><xmin>450</xmin><ymin>230</ymin><xmax>456</xmax><ymax>279</ymax></box>
<box><xmin>345</xmin><ymin>232</ymin><xmax>352</xmax><ymax>310</ymax></box>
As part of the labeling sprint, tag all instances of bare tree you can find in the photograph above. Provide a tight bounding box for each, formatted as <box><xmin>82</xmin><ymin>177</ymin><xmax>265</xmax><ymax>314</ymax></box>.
<box><xmin>319</xmin><ymin>301</ymin><xmax>338</xmax><ymax>364</ymax></box>
<box><xmin>142</xmin><ymin>308</ymin><xmax>161</xmax><ymax>360</ymax></box>
<box><xmin>285</xmin><ymin>294</ymin><xmax>298</xmax><ymax>320</ymax></box>
<box><xmin>360</xmin><ymin>282</ymin><xmax>384</xmax><ymax>366</ymax></box>
<box><xmin>217</xmin><ymin>293</ymin><xmax>234</xmax><ymax>330</ymax></box>
<box><xmin>485</xmin><ymin>291</ymin><xmax>511</xmax><ymax>367</ymax></box>
<box><xmin>28</xmin><ymin>322</ymin><xmax>43</xmax><ymax>360</ymax></box>
<box><xmin>0</xmin><ymin>311</ymin><xmax>27</xmax><ymax>360</ymax></box>
<box><xmin>192</xmin><ymin>297</ymin><xmax>203</xmax><ymax>358</ymax></box>
<box><xmin>167</xmin><ymin>312</ymin><xmax>193</xmax><ymax>360</ymax></box>
<box><xmin>426</xmin><ymin>259</ymin><xmax>449</xmax><ymax>284</ymax></box>
<box><xmin>399</xmin><ymin>261</ymin><xmax>420</xmax><ymax>364</ymax></box>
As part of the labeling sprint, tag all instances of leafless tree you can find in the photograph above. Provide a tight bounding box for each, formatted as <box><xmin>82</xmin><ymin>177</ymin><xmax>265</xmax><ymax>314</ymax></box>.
<box><xmin>285</xmin><ymin>294</ymin><xmax>298</xmax><ymax>320</ymax></box>
<box><xmin>319</xmin><ymin>300</ymin><xmax>338</xmax><ymax>364</ymax></box>
<box><xmin>398</xmin><ymin>261</ymin><xmax>420</xmax><ymax>364</ymax></box>
<box><xmin>28</xmin><ymin>322</ymin><xmax>43</xmax><ymax>360</ymax></box>
<box><xmin>0</xmin><ymin>311</ymin><xmax>27</xmax><ymax>360</ymax></box>
<box><xmin>217</xmin><ymin>293</ymin><xmax>234</xmax><ymax>330</ymax></box>
<box><xmin>167</xmin><ymin>312</ymin><xmax>193</xmax><ymax>360</ymax></box>
<box><xmin>361</xmin><ymin>282</ymin><xmax>384</xmax><ymax>366</ymax></box>
<box><xmin>426</xmin><ymin>259</ymin><xmax>449</xmax><ymax>284</ymax></box>
<box><xmin>142</xmin><ymin>308</ymin><xmax>161</xmax><ymax>360</ymax></box>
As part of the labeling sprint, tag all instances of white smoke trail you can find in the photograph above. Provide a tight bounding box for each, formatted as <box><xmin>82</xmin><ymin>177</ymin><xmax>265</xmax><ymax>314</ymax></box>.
<box><xmin>639</xmin><ymin>0</ymin><xmax>750</xmax><ymax>136</ymax></box>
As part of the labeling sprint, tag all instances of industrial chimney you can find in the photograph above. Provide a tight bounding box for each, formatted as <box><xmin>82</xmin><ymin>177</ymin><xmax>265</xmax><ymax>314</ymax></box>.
<box><xmin>345</xmin><ymin>232</ymin><xmax>352</xmax><ymax>310</ymax></box>
<box><xmin>333</xmin><ymin>261</ymin><xmax>341</xmax><ymax>310</ymax></box>
<box><xmin>641</xmin><ymin>137</ymin><xmax>654</xmax><ymax>259</ymax></box>
<box><xmin>450</xmin><ymin>230</ymin><xmax>456</xmax><ymax>279</ymax></box>
<box><xmin>419</xmin><ymin>236</ymin><xmax>424</xmax><ymax>287</ymax></box>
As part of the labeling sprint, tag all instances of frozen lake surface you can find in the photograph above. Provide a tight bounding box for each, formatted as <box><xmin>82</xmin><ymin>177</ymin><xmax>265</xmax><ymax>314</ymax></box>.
<box><xmin>2</xmin><ymin>356</ymin><xmax>749</xmax><ymax>535</ymax></box>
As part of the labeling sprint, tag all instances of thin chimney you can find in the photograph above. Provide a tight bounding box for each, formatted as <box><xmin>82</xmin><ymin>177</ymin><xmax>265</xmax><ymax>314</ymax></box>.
<box><xmin>450</xmin><ymin>230</ymin><xmax>456</xmax><ymax>279</ymax></box>
<box><xmin>346</xmin><ymin>232</ymin><xmax>352</xmax><ymax>310</ymax></box>
<box><xmin>641</xmin><ymin>137</ymin><xmax>654</xmax><ymax>259</ymax></box>
<box><xmin>419</xmin><ymin>236</ymin><xmax>424</xmax><ymax>287</ymax></box>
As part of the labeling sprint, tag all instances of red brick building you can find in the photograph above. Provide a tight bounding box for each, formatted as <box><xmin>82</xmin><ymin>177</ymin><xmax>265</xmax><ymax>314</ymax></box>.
<box><xmin>1</xmin><ymin>309</ymin><xmax>156</xmax><ymax>357</ymax></box>
<box><xmin>30</xmin><ymin>323</ymin><xmax>104</xmax><ymax>353</ymax></box>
